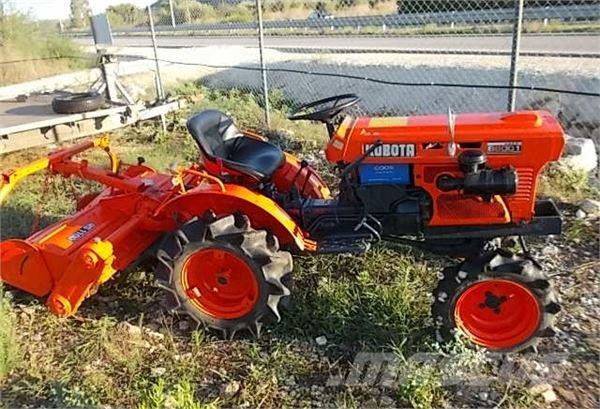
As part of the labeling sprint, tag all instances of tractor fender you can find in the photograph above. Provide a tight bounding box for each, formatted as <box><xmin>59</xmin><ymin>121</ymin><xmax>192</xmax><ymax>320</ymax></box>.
<box><xmin>156</xmin><ymin>184</ymin><xmax>306</xmax><ymax>251</ymax></box>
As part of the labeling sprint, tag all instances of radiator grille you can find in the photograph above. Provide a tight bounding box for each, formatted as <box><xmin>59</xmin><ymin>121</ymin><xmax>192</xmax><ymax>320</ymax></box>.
<box><xmin>514</xmin><ymin>168</ymin><xmax>534</xmax><ymax>201</ymax></box>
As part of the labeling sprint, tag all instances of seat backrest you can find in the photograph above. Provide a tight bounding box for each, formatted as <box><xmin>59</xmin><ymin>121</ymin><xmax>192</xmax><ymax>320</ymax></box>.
<box><xmin>186</xmin><ymin>110</ymin><xmax>241</xmax><ymax>159</ymax></box>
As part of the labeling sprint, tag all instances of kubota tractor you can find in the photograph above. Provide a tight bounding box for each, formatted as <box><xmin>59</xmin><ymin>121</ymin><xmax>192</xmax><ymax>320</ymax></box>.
<box><xmin>0</xmin><ymin>94</ymin><xmax>564</xmax><ymax>352</ymax></box>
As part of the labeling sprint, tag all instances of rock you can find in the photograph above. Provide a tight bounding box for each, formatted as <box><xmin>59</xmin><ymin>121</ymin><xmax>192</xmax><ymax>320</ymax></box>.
<box><xmin>542</xmin><ymin>245</ymin><xmax>559</xmax><ymax>256</ymax></box>
<box><xmin>560</xmin><ymin>135</ymin><xmax>597</xmax><ymax>172</ymax></box>
<box><xmin>222</xmin><ymin>380</ymin><xmax>240</xmax><ymax>397</ymax></box>
<box><xmin>555</xmin><ymin>386</ymin><xmax>577</xmax><ymax>404</ymax></box>
<box><xmin>478</xmin><ymin>391</ymin><xmax>489</xmax><ymax>401</ymax></box>
<box><xmin>151</xmin><ymin>367</ymin><xmax>166</xmax><ymax>376</ymax></box>
<box><xmin>146</xmin><ymin>329</ymin><xmax>165</xmax><ymax>341</ymax></box>
<box><xmin>529</xmin><ymin>382</ymin><xmax>552</xmax><ymax>396</ymax></box>
<box><xmin>575</xmin><ymin>209</ymin><xmax>587</xmax><ymax>219</ymax></box>
<box><xmin>379</xmin><ymin>396</ymin><xmax>395</xmax><ymax>407</ymax></box>
<box><xmin>315</xmin><ymin>336</ymin><xmax>327</xmax><ymax>346</ymax></box>
<box><xmin>118</xmin><ymin>322</ymin><xmax>141</xmax><ymax>336</ymax></box>
<box><xmin>579</xmin><ymin>199</ymin><xmax>600</xmax><ymax>216</ymax></box>
<box><xmin>178</xmin><ymin>320</ymin><xmax>190</xmax><ymax>331</ymax></box>
<box><xmin>542</xmin><ymin>388</ymin><xmax>558</xmax><ymax>404</ymax></box>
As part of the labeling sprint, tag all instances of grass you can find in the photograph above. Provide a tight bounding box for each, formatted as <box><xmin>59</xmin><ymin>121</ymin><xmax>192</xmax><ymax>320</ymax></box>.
<box><xmin>0</xmin><ymin>82</ymin><xmax>594</xmax><ymax>407</ymax></box>
<box><xmin>0</xmin><ymin>288</ymin><xmax>19</xmax><ymax>381</ymax></box>
<box><xmin>538</xmin><ymin>164</ymin><xmax>600</xmax><ymax>203</ymax></box>
<box><xmin>0</xmin><ymin>12</ymin><xmax>92</xmax><ymax>85</ymax></box>
<box><xmin>565</xmin><ymin>217</ymin><xmax>598</xmax><ymax>244</ymax></box>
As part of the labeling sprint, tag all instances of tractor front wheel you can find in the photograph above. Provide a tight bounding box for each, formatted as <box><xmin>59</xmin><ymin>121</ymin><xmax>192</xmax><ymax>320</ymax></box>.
<box><xmin>432</xmin><ymin>249</ymin><xmax>560</xmax><ymax>352</ymax></box>
<box><xmin>155</xmin><ymin>213</ymin><xmax>293</xmax><ymax>337</ymax></box>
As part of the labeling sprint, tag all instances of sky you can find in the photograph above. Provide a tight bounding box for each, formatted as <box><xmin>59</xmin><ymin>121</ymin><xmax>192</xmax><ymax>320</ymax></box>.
<box><xmin>6</xmin><ymin>0</ymin><xmax>156</xmax><ymax>21</ymax></box>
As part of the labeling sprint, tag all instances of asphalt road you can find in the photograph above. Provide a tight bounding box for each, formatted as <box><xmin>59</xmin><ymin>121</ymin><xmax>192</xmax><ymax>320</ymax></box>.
<box><xmin>75</xmin><ymin>34</ymin><xmax>600</xmax><ymax>55</ymax></box>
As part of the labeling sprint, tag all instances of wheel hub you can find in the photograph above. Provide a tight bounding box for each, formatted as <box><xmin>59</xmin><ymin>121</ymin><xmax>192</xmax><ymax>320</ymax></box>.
<box><xmin>480</xmin><ymin>291</ymin><xmax>508</xmax><ymax>313</ymax></box>
<box><xmin>181</xmin><ymin>248</ymin><xmax>259</xmax><ymax>319</ymax></box>
<box><xmin>454</xmin><ymin>279</ymin><xmax>542</xmax><ymax>350</ymax></box>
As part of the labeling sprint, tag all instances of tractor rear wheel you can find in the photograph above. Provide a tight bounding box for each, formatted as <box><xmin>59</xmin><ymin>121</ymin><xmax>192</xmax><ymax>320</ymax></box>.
<box><xmin>432</xmin><ymin>249</ymin><xmax>560</xmax><ymax>352</ymax></box>
<box><xmin>155</xmin><ymin>213</ymin><xmax>293</xmax><ymax>337</ymax></box>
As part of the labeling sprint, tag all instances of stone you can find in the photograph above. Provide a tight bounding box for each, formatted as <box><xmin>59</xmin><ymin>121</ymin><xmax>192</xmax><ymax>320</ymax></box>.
<box><xmin>151</xmin><ymin>367</ymin><xmax>166</xmax><ymax>376</ymax></box>
<box><xmin>529</xmin><ymin>382</ymin><xmax>552</xmax><ymax>395</ymax></box>
<box><xmin>222</xmin><ymin>380</ymin><xmax>240</xmax><ymax>397</ymax></box>
<box><xmin>579</xmin><ymin>199</ymin><xmax>600</xmax><ymax>215</ymax></box>
<box><xmin>542</xmin><ymin>388</ymin><xmax>558</xmax><ymax>403</ymax></box>
<box><xmin>542</xmin><ymin>245</ymin><xmax>559</xmax><ymax>256</ymax></box>
<box><xmin>146</xmin><ymin>329</ymin><xmax>165</xmax><ymax>341</ymax></box>
<box><xmin>315</xmin><ymin>336</ymin><xmax>327</xmax><ymax>346</ymax></box>
<box><xmin>555</xmin><ymin>386</ymin><xmax>577</xmax><ymax>404</ymax></box>
<box><xmin>560</xmin><ymin>135</ymin><xmax>597</xmax><ymax>172</ymax></box>
<box><xmin>178</xmin><ymin>320</ymin><xmax>190</xmax><ymax>331</ymax></box>
<box><xmin>118</xmin><ymin>321</ymin><xmax>141</xmax><ymax>336</ymax></box>
<box><xmin>575</xmin><ymin>209</ymin><xmax>587</xmax><ymax>219</ymax></box>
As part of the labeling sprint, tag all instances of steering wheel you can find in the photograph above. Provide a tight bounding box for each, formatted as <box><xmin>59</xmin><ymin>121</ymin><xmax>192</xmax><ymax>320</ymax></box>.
<box><xmin>288</xmin><ymin>94</ymin><xmax>360</xmax><ymax>123</ymax></box>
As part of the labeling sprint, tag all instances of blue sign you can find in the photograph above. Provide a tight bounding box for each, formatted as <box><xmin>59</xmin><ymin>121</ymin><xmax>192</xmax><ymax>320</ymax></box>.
<box><xmin>359</xmin><ymin>164</ymin><xmax>410</xmax><ymax>185</ymax></box>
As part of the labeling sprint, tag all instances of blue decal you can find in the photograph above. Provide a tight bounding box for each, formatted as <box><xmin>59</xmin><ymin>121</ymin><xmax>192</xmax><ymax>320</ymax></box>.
<box><xmin>359</xmin><ymin>164</ymin><xmax>410</xmax><ymax>185</ymax></box>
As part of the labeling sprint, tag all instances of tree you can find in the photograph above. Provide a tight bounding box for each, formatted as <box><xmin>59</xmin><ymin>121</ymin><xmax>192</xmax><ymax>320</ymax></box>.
<box><xmin>70</xmin><ymin>0</ymin><xmax>90</xmax><ymax>29</ymax></box>
<box><xmin>106</xmin><ymin>3</ymin><xmax>143</xmax><ymax>27</ymax></box>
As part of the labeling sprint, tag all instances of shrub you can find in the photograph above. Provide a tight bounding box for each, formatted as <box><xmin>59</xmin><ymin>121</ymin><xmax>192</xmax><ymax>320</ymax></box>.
<box><xmin>0</xmin><ymin>12</ymin><xmax>89</xmax><ymax>84</ymax></box>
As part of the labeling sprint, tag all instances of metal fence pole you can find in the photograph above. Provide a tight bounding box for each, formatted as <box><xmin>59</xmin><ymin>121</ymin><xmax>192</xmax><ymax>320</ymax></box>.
<box><xmin>507</xmin><ymin>0</ymin><xmax>524</xmax><ymax>112</ymax></box>
<box><xmin>255</xmin><ymin>0</ymin><xmax>270</xmax><ymax>128</ymax></box>
<box><xmin>147</xmin><ymin>5</ymin><xmax>165</xmax><ymax>102</ymax></box>
<box><xmin>169</xmin><ymin>0</ymin><xmax>176</xmax><ymax>28</ymax></box>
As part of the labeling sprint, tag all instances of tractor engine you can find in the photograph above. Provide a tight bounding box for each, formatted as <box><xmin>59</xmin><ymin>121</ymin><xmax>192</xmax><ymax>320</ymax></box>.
<box><xmin>436</xmin><ymin>149</ymin><xmax>517</xmax><ymax>196</ymax></box>
<box><xmin>292</xmin><ymin>110</ymin><xmax>564</xmax><ymax>253</ymax></box>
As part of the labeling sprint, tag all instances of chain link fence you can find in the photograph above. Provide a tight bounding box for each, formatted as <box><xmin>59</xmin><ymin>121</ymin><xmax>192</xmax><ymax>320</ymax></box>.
<box><xmin>96</xmin><ymin>0</ymin><xmax>598</xmax><ymax>139</ymax></box>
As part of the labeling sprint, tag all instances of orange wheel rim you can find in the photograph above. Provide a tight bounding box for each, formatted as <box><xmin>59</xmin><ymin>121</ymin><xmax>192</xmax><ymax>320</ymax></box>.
<box><xmin>181</xmin><ymin>248</ymin><xmax>259</xmax><ymax>319</ymax></box>
<box><xmin>454</xmin><ymin>279</ymin><xmax>541</xmax><ymax>350</ymax></box>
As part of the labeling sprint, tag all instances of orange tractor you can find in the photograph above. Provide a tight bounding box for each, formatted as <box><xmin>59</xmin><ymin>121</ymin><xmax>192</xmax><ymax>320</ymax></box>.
<box><xmin>0</xmin><ymin>95</ymin><xmax>564</xmax><ymax>352</ymax></box>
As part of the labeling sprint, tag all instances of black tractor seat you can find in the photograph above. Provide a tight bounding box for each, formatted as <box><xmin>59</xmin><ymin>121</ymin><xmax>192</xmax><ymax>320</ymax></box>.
<box><xmin>187</xmin><ymin>110</ymin><xmax>285</xmax><ymax>181</ymax></box>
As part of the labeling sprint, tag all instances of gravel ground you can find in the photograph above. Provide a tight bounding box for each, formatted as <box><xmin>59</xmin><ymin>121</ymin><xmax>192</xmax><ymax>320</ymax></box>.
<box><xmin>524</xmin><ymin>206</ymin><xmax>599</xmax><ymax>409</ymax></box>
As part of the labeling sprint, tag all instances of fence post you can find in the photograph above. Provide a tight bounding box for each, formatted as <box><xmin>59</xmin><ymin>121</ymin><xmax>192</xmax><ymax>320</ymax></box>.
<box><xmin>255</xmin><ymin>0</ymin><xmax>270</xmax><ymax>128</ymax></box>
<box><xmin>147</xmin><ymin>5</ymin><xmax>165</xmax><ymax>102</ymax></box>
<box><xmin>147</xmin><ymin>5</ymin><xmax>167</xmax><ymax>132</ymax></box>
<box><xmin>507</xmin><ymin>0</ymin><xmax>524</xmax><ymax>112</ymax></box>
<box><xmin>169</xmin><ymin>0</ymin><xmax>176</xmax><ymax>28</ymax></box>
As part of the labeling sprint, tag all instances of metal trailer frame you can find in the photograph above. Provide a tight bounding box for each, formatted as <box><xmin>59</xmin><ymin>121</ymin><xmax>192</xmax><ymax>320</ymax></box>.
<box><xmin>0</xmin><ymin>100</ymin><xmax>185</xmax><ymax>155</ymax></box>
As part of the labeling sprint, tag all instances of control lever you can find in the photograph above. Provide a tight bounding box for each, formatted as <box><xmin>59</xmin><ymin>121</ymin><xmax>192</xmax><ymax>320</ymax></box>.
<box><xmin>447</xmin><ymin>107</ymin><xmax>457</xmax><ymax>158</ymax></box>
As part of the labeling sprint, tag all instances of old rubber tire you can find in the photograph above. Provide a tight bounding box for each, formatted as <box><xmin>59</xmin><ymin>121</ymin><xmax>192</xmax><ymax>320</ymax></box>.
<box><xmin>432</xmin><ymin>249</ymin><xmax>560</xmax><ymax>353</ymax></box>
<box><xmin>51</xmin><ymin>92</ymin><xmax>104</xmax><ymax>114</ymax></box>
<box><xmin>155</xmin><ymin>213</ymin><xmax>293</xmax><ymax>338</ymax></box>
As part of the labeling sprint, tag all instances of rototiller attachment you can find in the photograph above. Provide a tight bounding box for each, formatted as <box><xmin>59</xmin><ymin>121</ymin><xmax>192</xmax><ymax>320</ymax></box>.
<box><xmin>0</xmin><ymin>136</ymin><xmax>302</xmax><ymax>319</ymax></box>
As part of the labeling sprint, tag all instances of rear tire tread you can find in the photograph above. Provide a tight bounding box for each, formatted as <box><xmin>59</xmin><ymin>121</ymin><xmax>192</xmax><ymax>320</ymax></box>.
<box><xmin>155</xmin><ymin>214</ymin><xmax>292</xmax><ymax>337</ymax></box>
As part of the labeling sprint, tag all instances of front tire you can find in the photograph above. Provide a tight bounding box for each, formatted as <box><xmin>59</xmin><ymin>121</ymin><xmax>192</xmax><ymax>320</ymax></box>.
<box><xmin>155</xmin><ymin>213</ymin><xmax>293</xmax><ymax>337</ymax></box>
<box><xmin>432</xmin><ymin>250</ymin><xmax>560</xmax><ymax>352</ymax></box>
